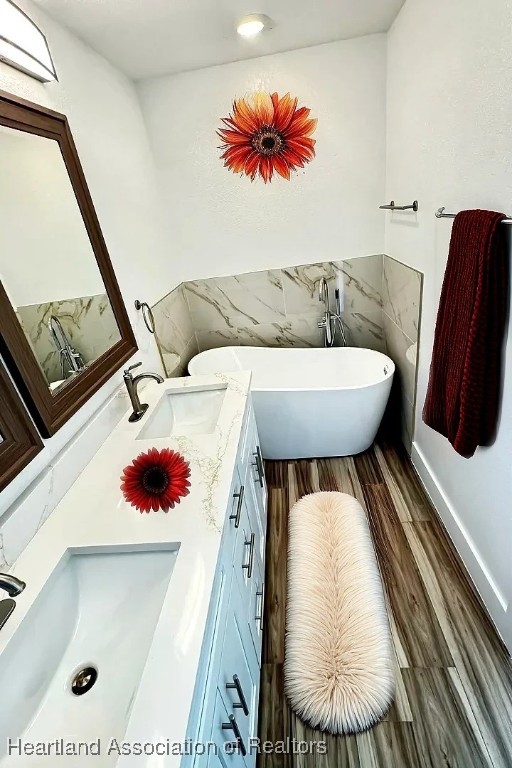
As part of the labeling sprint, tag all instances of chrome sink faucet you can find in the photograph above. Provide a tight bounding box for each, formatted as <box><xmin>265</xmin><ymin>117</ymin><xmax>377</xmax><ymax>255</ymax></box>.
<box><xmin>318</xmin><ymin>277</ymin><xmax>347</xmax><ymax>348</ymax></box>
<box><xmin>0</xmin><ymin>574</ymin><xmax>26</xmax><ymax>631</ymax></box>
<box><xmin>124</xmin><ymin>362</ymin><xmax>164</xmax><ymax>422</ymax></box>
<box><xmin>0</xmin><ymin>574</ymin><xmax>25</xmax><ymax>597</ymax></box>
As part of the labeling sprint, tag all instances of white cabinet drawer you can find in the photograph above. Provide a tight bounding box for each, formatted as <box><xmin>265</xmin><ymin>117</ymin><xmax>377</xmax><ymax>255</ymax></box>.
<box><xmin>247</xmin><ymin>554</ymin><xmax>264</xmax><ymax>663</ymax></box>
<box><xmin>217</xmin><ymin>576</ymin><xmax>259</xmax><ymax>767</ymax></box>
<box><xmin>245</xmin><ymin>421</ymin><xmax>267</xmax><ymax>558</ymax></box>
<box><xmin>222</xmin><ymin>469</ymin><xmax>245</xmax><ymax>562</ymax></box>
<box><xmin>206</xmin><ymin>688</ymin><xmax>245</xmax><ymax>768</ymax></box>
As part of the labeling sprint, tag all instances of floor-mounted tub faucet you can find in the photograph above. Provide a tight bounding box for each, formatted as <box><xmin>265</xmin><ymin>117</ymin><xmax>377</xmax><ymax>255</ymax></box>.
<box><xmin>124</xmin><ymin>362</ymin><xmax>164</xmax><ymax>422</ymax></box>
<box><xmin>318</xmin><ymin>278</ymin><xmax>347</xmax><ymax>348</ymax></box>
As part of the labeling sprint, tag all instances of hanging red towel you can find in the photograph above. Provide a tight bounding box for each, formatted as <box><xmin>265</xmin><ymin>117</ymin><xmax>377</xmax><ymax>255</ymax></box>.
<box><xmin>423</xmin><ymin>209</ymin><xmax>509</xmax><ymax>457</ymax></box>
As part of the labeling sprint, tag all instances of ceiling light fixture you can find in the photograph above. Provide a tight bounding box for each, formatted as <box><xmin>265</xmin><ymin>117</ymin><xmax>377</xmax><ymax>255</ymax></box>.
<box><xmin>0</xmin><ymin>0</ymin><xmax>57</xmax><ymax>82</ymax></box>
<box><xmin>237</xmin><ymin>13</ymin><xmax>273</xmax><ymax>38</ymax></box>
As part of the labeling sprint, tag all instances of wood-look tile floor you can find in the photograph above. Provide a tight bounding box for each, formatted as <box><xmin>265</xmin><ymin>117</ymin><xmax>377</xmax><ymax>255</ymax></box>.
<box><xmin>258</xmin><ymin>441</ymin><xmax>512</xmax><ymax>768</ymax></box>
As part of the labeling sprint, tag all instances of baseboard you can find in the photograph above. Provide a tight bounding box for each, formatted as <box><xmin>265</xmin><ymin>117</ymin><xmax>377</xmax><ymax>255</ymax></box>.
<box><xmin>411</xmin><ymin>441</ymin><xmax>509</xmax><ymax>646</ymax></box>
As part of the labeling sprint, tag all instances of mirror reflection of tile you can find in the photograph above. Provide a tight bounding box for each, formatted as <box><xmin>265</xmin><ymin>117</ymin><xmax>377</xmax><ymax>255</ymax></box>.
<box><xmin>151</xmin><ymin>255</ymin><xmax>423</xmax><ymax>452</ymax></box>
<box><xmin>16</xmin><ymin>293</ymin><xmax>120</xmax><ymax>386</ymax></box>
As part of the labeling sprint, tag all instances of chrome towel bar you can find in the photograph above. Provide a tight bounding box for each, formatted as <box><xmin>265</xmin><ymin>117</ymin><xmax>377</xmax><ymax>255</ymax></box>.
<box><xmin>436</xmin><ymin>206</ymin><xmax>512</xmax><ymax>223</ymax></box>
<box><xmin>380</xmin><ymin>200</ymin><xmax>419</xmax><ymax>212</ymax></box>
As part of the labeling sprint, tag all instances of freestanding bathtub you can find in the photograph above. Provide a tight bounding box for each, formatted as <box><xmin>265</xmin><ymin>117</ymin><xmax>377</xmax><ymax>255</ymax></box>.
<box><xmin>189</xmin><ymin>346</ymin><xmax>395</xmax><ymax>459</ymax></box>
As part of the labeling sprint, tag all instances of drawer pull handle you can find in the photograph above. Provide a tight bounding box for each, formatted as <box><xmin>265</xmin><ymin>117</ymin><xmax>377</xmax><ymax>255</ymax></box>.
<box><xmin>242</xmin><ymin>533</ymin><xmax>255</xmax><ymax>579</ymax></box>
<box><xmin>222</xmin><ymin>714</ymin><xmax>247</xmax><ymax>756</ymax></box>
<box><xmin>255</xmin><ymin>583</ymin><xmax>265</xmax><ymax>631</ymax></box>
<box><xmin>230</xmin><ymin>485</ymin><xmax>244</xmax><ymax>528</ymax></box>
<box><xmin>226</xmin><ymin>674</ymin><xmax>249</xmax><ymax>716</ymax></box>
<box><xmin>252</xmin><ymin>446</ymin><xmax>264</xmax><ymax>487</ymax></box>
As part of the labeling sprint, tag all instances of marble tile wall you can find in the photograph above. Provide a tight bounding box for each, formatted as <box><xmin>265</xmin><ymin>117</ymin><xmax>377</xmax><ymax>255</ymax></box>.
<box><xmin>382</xmin><ymin>256</ymin><xmax>423</xmax><ymax>451</ymax></box>
<box><xmin>341</xmin><ymin>255</ymin><xmax>385</xmax><ymax>351</ymax></box>
<box><xmin>151</xmin><ymin>284</ymin><xmax>197</xmax><ymax>377</ymax></box>
<box><xmin>184</xmin><ymin>264</ymin><xmax>329</xmax><ymax>351</ymax></box>
<box><xmin>151</xmin><ymin>256</ymin><xmax>423</xmax><ymax>452</ymax></box>
<box><xmin>17</xmin><ymin>293</ymin><xmax>120</xmax><ymax>384</ymax></box>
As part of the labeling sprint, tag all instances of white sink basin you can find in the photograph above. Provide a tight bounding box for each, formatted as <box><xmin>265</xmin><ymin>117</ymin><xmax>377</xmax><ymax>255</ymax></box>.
<box><xmin>0</xmin><ymin>546</ymin><xmax>178</xmax><ymax>766</ymax></box>
<box><xmin>136</xmin><ymin>384</ymin><xmax>227</xmax><ymax>440</ymax></box>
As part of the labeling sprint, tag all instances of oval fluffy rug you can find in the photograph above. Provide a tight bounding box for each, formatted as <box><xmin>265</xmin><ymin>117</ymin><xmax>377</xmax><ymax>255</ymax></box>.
<box><xmin>284</xmin><ymin>491</ymin><xmax>394</xmax><ymax>735</ymax></box>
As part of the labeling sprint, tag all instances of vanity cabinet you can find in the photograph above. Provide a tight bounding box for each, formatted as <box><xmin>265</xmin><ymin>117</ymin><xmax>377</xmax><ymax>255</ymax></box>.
<box><xmin>185</xmin><ymin>405</ymin><xmax>267</xmax><ymax>768</ymax></box>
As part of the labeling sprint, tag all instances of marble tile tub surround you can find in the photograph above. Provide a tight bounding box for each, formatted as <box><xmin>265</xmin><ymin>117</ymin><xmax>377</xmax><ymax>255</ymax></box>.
<box><xmin>151</xmin><ymin>256</ymin><xmax>422</xmax><ymax>450</ymax></box>
<box><xmin>382</xmin><ymin>256</ymin><xmax>423</xmax><ymax>451</ymax></box>
<box><xmin>151</xmin><ymin>284</ymin><xmax>198</xmax><ymax>378</ymax></box>
<box><xmin>152</xmin><ymin>257</ymin><xmax>386</xmax><ymax>366</ymax></box>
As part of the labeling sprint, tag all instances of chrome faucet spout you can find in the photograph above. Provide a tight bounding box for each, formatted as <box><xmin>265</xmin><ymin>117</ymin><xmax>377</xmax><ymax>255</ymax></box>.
<box><xmin>318</xmin><ymin>277</ymin><xmax>329</xmax><ymax>311</ymax></box>
<box><xmin>0</xmin><ymin>573</ymin><xmax>26</xmax><ymax>597</ymax></box>
<box><xmin>123</xmin><ymin>363</ymin><xmax>164</xmax><ymax>422</ymax></box>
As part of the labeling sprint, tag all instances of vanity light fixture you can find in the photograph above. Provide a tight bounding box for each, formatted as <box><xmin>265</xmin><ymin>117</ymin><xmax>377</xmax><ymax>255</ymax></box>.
<box><xmin>0</xmin><ymin>0</ymin><xmax>57</xmax><ymax>82</ymax></box>
<box><xmin>236</xmin><ymin>13</ymin><xmax>273</xmax><ymax>38</ymax></box>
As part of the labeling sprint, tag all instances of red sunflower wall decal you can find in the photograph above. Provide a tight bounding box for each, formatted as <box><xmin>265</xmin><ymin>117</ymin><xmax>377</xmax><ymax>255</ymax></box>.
<box><xmin>217</xmin><ymin>92</ymin><xmax>317</xmax><ymax>183</ymax></box>
<box><xmin>120</xmin><ymin>448</ymin><xmax>191</xmax><ymax>513</ymax></box>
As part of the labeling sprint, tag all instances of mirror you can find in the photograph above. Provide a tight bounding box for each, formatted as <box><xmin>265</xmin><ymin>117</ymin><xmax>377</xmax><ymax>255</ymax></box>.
<box><xmin>0</xmin><ymin>89</ymin><xmax>137</xmax><ymax>437</ymax></box>
<box><xmin>0</xmin><ymin>355</ymin><xmax>42</xmax><ymax>493</ymax></box>
<box><xmin>0</xmin><ymin>126</ymin><xmax>121</xmax><ymax>393</ymax></box>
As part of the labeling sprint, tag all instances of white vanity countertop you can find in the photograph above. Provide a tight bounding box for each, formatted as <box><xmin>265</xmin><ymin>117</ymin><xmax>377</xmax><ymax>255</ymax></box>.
<box><xmin>0</xmin><ymin>371</ymin><xmax>252</xmax><ymax>767</ymax></box>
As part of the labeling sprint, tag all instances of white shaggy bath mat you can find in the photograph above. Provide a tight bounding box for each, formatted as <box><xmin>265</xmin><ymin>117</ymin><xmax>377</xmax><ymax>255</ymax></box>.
<box><xmin>284</xmin><ymin>492</ymin><xmax>394</xmax><ymax>735</ymax></box>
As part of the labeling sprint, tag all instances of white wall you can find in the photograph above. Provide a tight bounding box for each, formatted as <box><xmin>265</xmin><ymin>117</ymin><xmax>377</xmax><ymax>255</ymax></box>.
<box><xmin>138</xmin><ymin>35</ymin><xmax>387</xmax><ymax>284</ymax></box>
<box><xmin>386</xmin><ymin>0</ymin><xmax>512</xmax><ymax>646</ymax></box>
<box><xmin>0</xmin><ymin>0</ymin><xmax>172</xmax><ymax>520</ymax></box>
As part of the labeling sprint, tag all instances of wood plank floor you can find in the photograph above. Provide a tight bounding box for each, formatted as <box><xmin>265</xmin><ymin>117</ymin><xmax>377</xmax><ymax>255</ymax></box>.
<box><xmin>258</xmin><ymin>441</ymin><xmax>512</xmax><ymax>768</ymax></box>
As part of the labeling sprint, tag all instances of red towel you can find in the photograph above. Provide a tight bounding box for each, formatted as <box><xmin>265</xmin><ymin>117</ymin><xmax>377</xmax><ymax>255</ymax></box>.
<box><xmin>423</xmin><ymin>209</ymin><xmax>509</xmax><ymax>457</ymax></box>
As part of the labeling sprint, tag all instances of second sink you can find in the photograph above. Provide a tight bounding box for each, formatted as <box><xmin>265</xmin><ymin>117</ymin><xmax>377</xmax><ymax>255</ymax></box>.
<box><xmin>0</xmin><ymin>546</ymin><xmax>178</xmax><ymax>766</ymax></box>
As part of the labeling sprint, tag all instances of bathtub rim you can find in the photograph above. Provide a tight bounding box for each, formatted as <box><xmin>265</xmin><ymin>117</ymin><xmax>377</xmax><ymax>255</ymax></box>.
<box><xmin>188</xmin><ymin>346</ymin><xmax>395</xmax><ymax>394</ymax></box>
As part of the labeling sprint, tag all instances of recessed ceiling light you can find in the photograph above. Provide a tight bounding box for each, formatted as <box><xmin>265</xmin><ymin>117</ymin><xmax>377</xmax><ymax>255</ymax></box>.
<box><xmin>237</xmin><ymin>13</ymin><xmax>273</xmax><ymax>38</ymax></box>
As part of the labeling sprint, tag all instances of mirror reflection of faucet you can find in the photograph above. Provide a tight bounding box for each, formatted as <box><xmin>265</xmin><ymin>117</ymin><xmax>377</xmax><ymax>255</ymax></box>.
<box><xmin>48</xmin><ymin>315</ymin><xmax>86</xmax><ymax>380</ymax></box>
<box><xmin>318</xmin><ymin>277</ymin><xmax>347</xmax><ymax>348</ymax></box>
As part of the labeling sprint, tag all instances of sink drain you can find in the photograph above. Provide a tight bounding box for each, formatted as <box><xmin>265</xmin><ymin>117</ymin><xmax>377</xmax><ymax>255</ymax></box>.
<box><xmin>70</xmin><ymin>666</ymin><xmax>98</xmax><ymax>696</ymax></box>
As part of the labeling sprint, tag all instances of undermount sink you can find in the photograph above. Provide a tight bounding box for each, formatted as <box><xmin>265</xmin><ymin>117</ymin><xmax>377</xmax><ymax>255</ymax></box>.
<box><xmin>0</xmin><ymin>546</ymin><xmax>178</xmax><ymax>766</ymax></box>
<box><xmin>136</xmin><ymin>384</ymin><xmax>227</xmax><ymax>440</ymax></box>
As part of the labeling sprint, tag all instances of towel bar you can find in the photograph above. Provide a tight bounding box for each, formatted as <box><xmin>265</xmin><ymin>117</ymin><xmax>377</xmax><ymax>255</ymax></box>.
<box><xmin>435</xmin><ymin>206</ymin><xmax>512</xmax><ymax>223</ymax></box>
<box><xmin>380</xmin><ymin>200</ymin><xmax>418</xmax><ymax>212</ymax></box>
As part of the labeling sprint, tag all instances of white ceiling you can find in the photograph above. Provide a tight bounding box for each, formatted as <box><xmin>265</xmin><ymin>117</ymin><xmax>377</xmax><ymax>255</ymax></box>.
<box><xmin>34</xmin><ymin>0</ymin><xmax>405</xmax><ymax>81</ymax></box>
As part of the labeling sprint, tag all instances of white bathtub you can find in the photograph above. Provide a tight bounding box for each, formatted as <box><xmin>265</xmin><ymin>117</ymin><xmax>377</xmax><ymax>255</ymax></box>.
<box><xmin>188</xmin><ymin>346</ymin><xmax>395</xmax><ymax>459</ymax></box>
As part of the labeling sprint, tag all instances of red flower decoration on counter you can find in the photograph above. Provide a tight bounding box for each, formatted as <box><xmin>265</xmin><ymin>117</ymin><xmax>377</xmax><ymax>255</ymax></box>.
<box><xmin>121</xmin><ymin>448</ymin><xmax>191</xmax><ymax>513</ymax></box>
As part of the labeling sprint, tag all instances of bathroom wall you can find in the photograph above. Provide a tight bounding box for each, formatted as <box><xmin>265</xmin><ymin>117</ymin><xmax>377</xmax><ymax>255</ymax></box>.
<box><xmin>137</xmin><ymin>34</ymin><xmax>387</xmax><ymax>285</ymax></box>
<box><xmin>386</xmin><ymin>0</ymin><xmax>512</xmax><ymax>646</ymax></box>
<box><xmin>0</xmin><ymin>2</ymin><xmax>172</xmax><ymax>529</ymax></box>
<box><xmin>152</xmin><ymin>255</ymin><xmax>423</xmax><ymax>450</ymax></box>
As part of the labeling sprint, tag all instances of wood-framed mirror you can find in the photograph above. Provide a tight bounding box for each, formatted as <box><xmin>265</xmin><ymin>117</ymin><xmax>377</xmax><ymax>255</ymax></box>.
<box><xmin>0</xmin><ymin>356</ymin><xmax>42</xmax><ymax>492</ymax></box>
<box><xmin>0</xmin><ymin>89</ymin><xmax>137</xmax><ymax>437</ymax></box>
